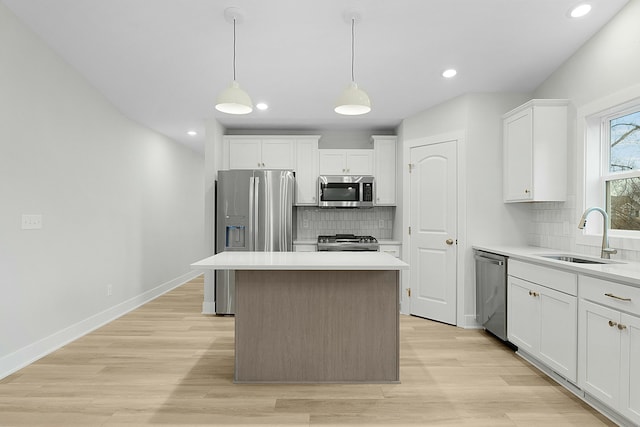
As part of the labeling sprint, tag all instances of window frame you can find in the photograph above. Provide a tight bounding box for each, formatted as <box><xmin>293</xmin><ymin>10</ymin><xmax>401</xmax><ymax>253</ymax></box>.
<box><xmin>600</xmin><ymin>103</ymin><xmax>640</xmax><ymax>235</ymax></box>
<box><xmin>577</xmin><ymin>85</ymin><xmax>640</xmax><ymax>251</ymax></box>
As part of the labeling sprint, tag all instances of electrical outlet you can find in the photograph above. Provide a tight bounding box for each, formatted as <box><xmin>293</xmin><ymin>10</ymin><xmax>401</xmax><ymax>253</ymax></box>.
<box><xmin>107</xmin><ymin>284</ymin><xmax>113</xmax><ymax>296</ymax></box>
<box><xmin>379</xmin><ymin>219</ymin><xmax>385</xmax><ymax>228</ymax></box>
<box><xmin>21</xmin><ymin>214</ymin><xmax>43</xmax><ymax>230</ymax></box>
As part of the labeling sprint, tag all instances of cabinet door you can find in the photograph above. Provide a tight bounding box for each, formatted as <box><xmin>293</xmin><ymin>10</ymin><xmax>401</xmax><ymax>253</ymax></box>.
<box><xmin>229</xmin><ymin>139</ymin><xmax>262</xmax><ymax>169</ymax></box>
<box><xmin>262</xmin><ymin>139</ymin><xmax>295</xmax><ymax>169</ymax></box>
<box><xmin>620</xmin><ymin>312</ymin><xmax>640</xmax><ymax>424</ymax></box>
<box><xmin>579</xmin><ymin>299</ymin><xmax>621</xmax><ymax>408</ymax></box>
<box><xmin>345</xmin><ymin>150</ymin><xmax>373</xmax><ymax>175</ymax></box>
<box><xmin>503</xmin><ymin>108</ymin><xmax>533</xmax><ymax>201</ymax></box>
<box><xmin>538</xmin><ymin>287</ymin><xmax>577</xmax><ymax>382</ymax></box>
<box><xmin>508</xmin><ymin>276</ymin><xmax>539</xmax><ymax>354</ymax></box>
<box><xmin>319</xmin><ymin>150</ymin><xmax>347</xmax><ymax>175</ymax></box>
<box><xmin>295</xmin><ymin>139</ymin><xmax>319</xmax><ymax>205</ymax></box>
<box><xmin>374</xmin><ymin>138</ymin><xmax>397</xmax><ymax>205</ymax></box>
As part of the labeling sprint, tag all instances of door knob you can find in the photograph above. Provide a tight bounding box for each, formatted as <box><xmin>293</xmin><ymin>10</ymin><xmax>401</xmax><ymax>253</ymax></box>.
<box><xmin>446</xmin><ymin>238</ymin><xmax>454</xmax><ymax>245</ymax></box>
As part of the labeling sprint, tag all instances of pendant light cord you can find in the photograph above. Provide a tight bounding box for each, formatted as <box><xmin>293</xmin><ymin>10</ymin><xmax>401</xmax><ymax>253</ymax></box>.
<box><xmin>232</xmin><ymin>18</ymin><xmax>237</xmax><ymax>81</ymax></box>
<box><xmin>350</xmin><ymin>18</ymin><xmax>355</xmax><ymax>83</ymax></box>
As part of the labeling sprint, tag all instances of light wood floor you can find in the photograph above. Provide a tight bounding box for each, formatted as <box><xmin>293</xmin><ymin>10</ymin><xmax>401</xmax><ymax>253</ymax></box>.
<box><xmin>0</xmin><ymin>276</ymin><xmax>615</xmax><ymax>426</ymax></box>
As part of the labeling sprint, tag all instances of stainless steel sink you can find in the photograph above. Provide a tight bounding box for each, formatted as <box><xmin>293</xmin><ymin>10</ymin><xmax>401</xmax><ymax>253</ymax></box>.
<box><xmin>539</xmin><ymin>254</ymin><xmax>621</xmax><ymax>265</ymax></box>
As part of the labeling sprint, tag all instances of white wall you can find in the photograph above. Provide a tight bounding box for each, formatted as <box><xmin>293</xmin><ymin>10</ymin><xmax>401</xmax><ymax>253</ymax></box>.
<box><xmin>398</xmin><ymin>92</ymin><xmax>531</xmax><ymax>325</ymax></box>
<box><xmin>530</xmin><ymin>0</ymin><xmax>640</xmax><ymax>261</ymax></box>
<box><xmin>202</xmin><ymin>119</ymin><xmax>225</xmax><ymax>314</ymax></box>
<box><xmin>0</xmin><ymin>3</ymin><xmax>206</xmax><ymax>377</ymax></box>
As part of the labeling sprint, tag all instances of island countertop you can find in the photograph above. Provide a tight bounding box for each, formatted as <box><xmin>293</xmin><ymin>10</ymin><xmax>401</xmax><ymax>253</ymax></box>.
<box><xmin>191</xmin><ymin>251</ymin><xmax>409</xmax><ymax>271</ymax></box>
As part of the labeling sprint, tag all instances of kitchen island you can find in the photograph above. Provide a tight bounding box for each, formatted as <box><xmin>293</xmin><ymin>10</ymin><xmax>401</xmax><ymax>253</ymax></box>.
<box><xmin>191</xmin><ymin>251</ymin><xmax>409</xmax><ymax>384</ymax></box>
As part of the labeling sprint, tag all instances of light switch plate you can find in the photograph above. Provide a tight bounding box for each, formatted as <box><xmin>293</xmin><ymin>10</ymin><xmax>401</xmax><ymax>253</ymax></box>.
<box><xmin>22</xmin><ymin>214</ymin><xmax>43</xmax><ymax>230</ymax></box>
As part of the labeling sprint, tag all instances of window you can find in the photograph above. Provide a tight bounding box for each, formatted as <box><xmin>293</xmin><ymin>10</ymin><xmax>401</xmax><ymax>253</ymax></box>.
<box><xmin>602</xmin><ymin>108</ymin><xmax>640</xmax><ymax>231</ymax></box>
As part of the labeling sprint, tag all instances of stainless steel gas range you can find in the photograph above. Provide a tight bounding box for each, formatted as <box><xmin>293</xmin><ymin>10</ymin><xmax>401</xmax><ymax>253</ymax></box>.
<box><xmin>317</xmin><ymin>234</ymin><xmax>379</xmax><ymax>252</ymax></box>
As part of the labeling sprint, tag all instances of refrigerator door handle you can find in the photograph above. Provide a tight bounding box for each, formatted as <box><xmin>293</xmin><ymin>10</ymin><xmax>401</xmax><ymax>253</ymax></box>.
<box><xmin>248</xmin><ymin>176</ymin><xmax>255</xmax><ymax>251</ymax></box>
<box><xmin>253</xmin><ymin>176</ymin><xmax>260</xmax><ymax>250</ymax></box>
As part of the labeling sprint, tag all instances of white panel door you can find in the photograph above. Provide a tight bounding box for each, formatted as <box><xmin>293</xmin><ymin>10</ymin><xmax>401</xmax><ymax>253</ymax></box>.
<box><xmin>294</xmin><ymin>139</ymin><xmax>318</xmax><ymax>205</ymax></box>
<box><xmin>409</xmin><ymin>140</ymin><xmax>457</xmax><ymax>325</ymax></box>
<box><xmin>621</xmin><ymin>312</ymin><xmax>640</xmax><ymax>424</ymax></box>
<box><xmin>580</xmin><ymin>300</ymin><xmax>621</xmax><ymax>408</ymax></box>
<box><xmin>261</xmin><ymin>139</ymin><xmax>295</xmax><ymax>169</ymax></box>
<box><xmin>345</xmin><ymin>150</ymin><xmax>373</xmax><ymax>175</ymax></box>
<box><xmin>504</xmin><ymin>109</ymin><xmax>533</xmax><ymax>201</ymax></box>
<box><xmin>229</xmin><ymin>139</ymin><xmax>262</xmax><ymax>169</ymax></box>
<box><xmin>507</xmin><ymin>277</ymin><xmax>539</xmax><ymax>354</ymax></box>
<box><xmin>538</xmin><ymin>287</ymin><xmax>577</xmax><ymax>382</ymax></box>
<box><xmin>319</xmin><ymin>150</ymin><xmax>347</xmax><ymax>175</ymax></box>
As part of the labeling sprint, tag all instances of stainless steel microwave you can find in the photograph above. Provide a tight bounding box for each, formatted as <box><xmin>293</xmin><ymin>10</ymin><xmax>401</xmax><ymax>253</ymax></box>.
<box><xmin>318</xmin><ymin>176</ymin><xmax>375</xmax><ymax>208</ymax></box>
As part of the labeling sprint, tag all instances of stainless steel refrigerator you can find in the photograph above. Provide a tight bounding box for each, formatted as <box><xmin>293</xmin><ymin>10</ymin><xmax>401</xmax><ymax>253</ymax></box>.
<box><xmin>215</xmin><ymin>169</ymin><xmax>295</xmax><ymax>314</ymax></box>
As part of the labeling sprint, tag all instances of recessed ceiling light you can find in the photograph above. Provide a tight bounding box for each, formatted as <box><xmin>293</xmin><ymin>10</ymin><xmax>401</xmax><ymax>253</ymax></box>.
<box><xmin>256</xmin><ymin>102</ymin><xmax>269</xmax><ymax>110</ymax></box>
<box><xmin>570</xmin><ymin>4</ymin><xmax>592</xmax><ymax>18</ymax></box>
<box><xmin>442</xmin><ymin>69</ymin><xmax>457</xmax><ymax>78</ymax></box>
<box><xmin>187</xmin><ymin>130</ymin><xmax>197</xmax><ymax>136</ymax></box>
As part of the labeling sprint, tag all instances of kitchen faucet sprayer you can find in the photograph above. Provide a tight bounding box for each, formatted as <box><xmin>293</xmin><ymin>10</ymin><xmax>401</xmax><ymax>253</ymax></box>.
<box><xmin>577</xmin><ymin>207</ymin><xmax>617</xmax><ymax>259</ymax></box>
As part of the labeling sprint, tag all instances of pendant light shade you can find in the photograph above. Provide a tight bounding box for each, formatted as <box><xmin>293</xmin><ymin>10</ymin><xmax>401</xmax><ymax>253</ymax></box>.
<box><xmin>216</xmin><ymin>81</ymin><xmax>253</xmax><ymax>114</ymax></box>
<box><xmin>215</xmin><ymin>8</ymin><xmax>253</xmax><ymax>115</ymax></box>
<box><xmin>335</xmin><ymin>12</ymin><xmax>371</xmax><ymax>116</ymax></box>
<box><xmin>335</xmin><ymin>82</ymin><xmax>371</xmax><ymax>115</ymax></box>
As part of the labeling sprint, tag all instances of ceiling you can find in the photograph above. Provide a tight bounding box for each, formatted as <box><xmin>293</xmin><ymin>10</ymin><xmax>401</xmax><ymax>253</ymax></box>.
<box><xmin>2</xmin><ymin>0</ymin><xmax>629</xmax><ymax>153</ymax></box>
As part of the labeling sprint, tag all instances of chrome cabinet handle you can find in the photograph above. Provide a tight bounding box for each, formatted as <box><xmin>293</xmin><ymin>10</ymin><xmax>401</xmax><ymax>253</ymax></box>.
<box><xmin>605</xmin><ymin>293</ymin><xmax>631</xmax><ymax>302</ymax></box>
<box><xmin>528</xmin><ymin>291</ymin><xmax>539</xmax><ymax>297</ymax></box>
<box><xmin>446</xmin><ymin>238</ymin><xmax>454</xmax><ymax>245</ymax></box>
<box><xmin>608</xmin><ymin>320</ymin><xmax>618</xmax><ymax>327</ymax></box>
<box><xmin>618</xmin><ymin>323</ymin><xmax>627</xmax><ymax>331</ymax></box>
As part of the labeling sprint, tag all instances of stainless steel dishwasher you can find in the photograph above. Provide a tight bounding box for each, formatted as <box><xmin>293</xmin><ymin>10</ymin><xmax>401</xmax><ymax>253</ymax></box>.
<box><xmin>475</xmin><ymin>250</ymin><xmax>508</xmax><ymax>341</ymax></box>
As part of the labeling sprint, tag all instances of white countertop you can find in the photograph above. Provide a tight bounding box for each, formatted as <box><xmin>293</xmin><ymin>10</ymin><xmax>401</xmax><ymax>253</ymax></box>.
<box><xmin>473</xmin><ymin>245</ymin><xmax>640</xmax><ymax>288</ymax></box>
<box><xmin>191</xmin><ymin>251</ymin><xmax>410</xmax><ymax>271</ymax></box>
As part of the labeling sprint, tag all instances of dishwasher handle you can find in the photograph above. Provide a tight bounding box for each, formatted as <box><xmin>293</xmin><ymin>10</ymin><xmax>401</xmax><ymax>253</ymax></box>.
<box><xmin>474</xmin><ymin>254</ymin><xmax>505</xmax><ymax>266</ymax></box>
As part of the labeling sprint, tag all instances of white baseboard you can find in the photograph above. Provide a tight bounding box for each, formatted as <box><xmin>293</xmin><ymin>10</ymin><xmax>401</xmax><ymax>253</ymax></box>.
<box><xmin>202</xmin><ymin>301</ymin><xmax>216</xmax><ymax>315</ymax></box>
<box><xmin>0</xmin><ymin>270</ymin><xmax>200</xmax><ymax>380</ymax></box>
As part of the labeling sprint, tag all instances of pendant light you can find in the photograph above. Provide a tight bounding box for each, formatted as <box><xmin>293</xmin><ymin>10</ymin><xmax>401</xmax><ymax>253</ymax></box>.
<box><xmin>335</xmin><ymin>11</ymin><xmax>371</xmax><ymax>116</ymax></box>
<box><xmin>216</xmin><ymin>7</ymin><xmax>253</xmax><ymax>115</ymax></box>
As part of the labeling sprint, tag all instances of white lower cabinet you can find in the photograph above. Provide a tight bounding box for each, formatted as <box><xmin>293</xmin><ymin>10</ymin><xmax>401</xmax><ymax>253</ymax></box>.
<box><xmin>508</xmin><ymin>274</ymin><xmax>577</xmax><ymax>382</ymax></box>
<box><xmin>379</xmin><ymin>243</ymin><xmax>401</xmax><ymax>258</ymax></box>
<box><xmin>578</xmin><ymin>275</ymin><xmax>640</xmax><ymax>425</ymax></box>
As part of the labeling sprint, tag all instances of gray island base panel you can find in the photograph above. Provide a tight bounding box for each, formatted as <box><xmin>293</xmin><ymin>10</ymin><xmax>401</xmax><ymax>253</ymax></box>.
<box><xmin>234</xmin><ymin>270</ymin><xmax>400</xmax><ymax>384</ymax></box>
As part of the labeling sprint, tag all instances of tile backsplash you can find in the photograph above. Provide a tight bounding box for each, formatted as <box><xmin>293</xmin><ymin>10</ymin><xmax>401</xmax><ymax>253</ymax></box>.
<box><xmin>296</xmin><ymin>207</ymin><xmax>394</xmax><ymax>240</ymax></box>
<box><xmin>528</xmin><ymin>194</ymin><xmax>640</xmax><ymax>262</ymax></box>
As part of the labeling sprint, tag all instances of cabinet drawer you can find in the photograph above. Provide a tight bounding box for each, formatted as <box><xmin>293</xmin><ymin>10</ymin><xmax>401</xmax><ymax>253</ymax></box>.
<box><xmin>294</xmin><ymin>244</ymin><xmax>317</xmax><ymax>252</ymax></box>
<box><xmin>579</xmin><ymin>275</ymin><xmax>640</xmax><ymax>316</ymax></box>
<box><xmin>508</xmin><ymin>259</ymin><xmax>577</xmax><ymax>296</ymax></box>
<box><xmin>379</xmin><ymin>245</ymin><xmax>401</xmax><ymax>258</ymax></box>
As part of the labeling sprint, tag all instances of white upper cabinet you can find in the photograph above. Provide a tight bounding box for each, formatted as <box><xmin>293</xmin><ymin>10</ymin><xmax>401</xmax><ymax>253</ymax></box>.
<box><xmin>319</xmin><ymin>149</ymin><xmax>373</xmax><ymax>175</ymax></box>
<box><xmin>294</xmin><ymin>137</ymin><xmax>320</xmax><ymax>206</ymax></box>
<box><xmin>225</xmin><ymin>136</ymin><xmax>295</xmax><ymax>170</ymax></box>
<box><xmin>227</xmin><ymin>138</ymin><xmax>262</xmax><ymax>169</ymax></box>
<box><xmin>372</xmin><ymin>136</ymin><xmax>397</xmax><ymax>206</ymax></box>
<box><xmin>503</xmin><ymin>99</ymin><xmax>568</xmax><ymax>202</ymax></box>
<box><xmin>224</xmin><ymin>135</ymin><xmax>320</xmax><ymax>205</ymax></box>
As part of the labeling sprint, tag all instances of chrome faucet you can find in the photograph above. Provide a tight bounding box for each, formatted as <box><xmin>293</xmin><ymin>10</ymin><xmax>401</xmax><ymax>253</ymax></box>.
<box><xmin>578</xmin><ymin>207</ymin><xmax>617</xmax><ymax>259</ymax></box>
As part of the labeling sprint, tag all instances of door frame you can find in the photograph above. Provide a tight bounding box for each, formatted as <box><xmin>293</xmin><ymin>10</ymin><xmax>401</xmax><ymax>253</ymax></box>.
<box><xmin>401</xmin><ymin>130</ymin><xmax>467</xmax><ymax>327</ymax></box>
